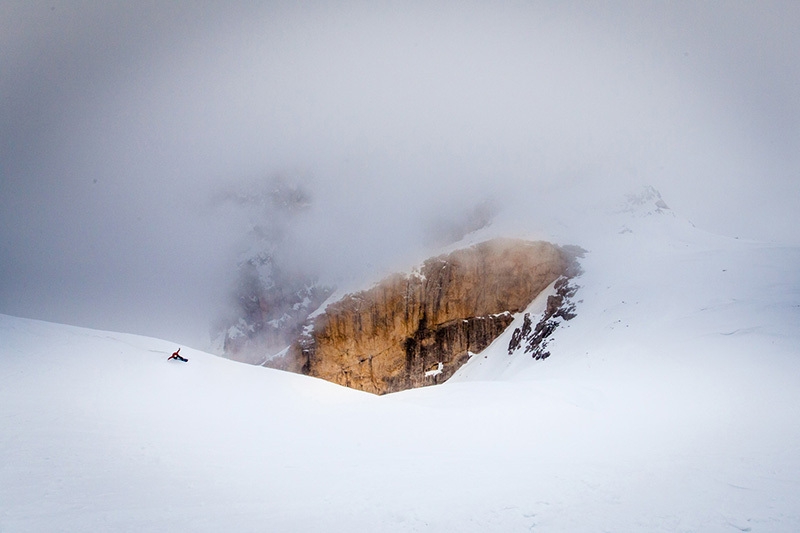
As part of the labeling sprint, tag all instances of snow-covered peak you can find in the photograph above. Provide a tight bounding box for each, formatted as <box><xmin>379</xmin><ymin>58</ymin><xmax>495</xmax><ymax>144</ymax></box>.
<box><xmin>620</xmin><ymin>184</ymin><xmax>672</xmax><ymax>216</ymax></box>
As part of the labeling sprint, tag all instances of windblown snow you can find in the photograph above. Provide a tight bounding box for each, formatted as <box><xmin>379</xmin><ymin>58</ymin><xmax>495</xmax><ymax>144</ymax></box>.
<box><xmin>2</xmin><ymin>197</ymin><xmax>800</xmax><ymax>532</ymax></box>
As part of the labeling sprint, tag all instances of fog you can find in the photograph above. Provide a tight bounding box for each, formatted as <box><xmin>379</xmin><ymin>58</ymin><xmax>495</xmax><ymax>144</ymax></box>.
<box><xmin>2</xmin><ymin>1</ymin><xmax>798</xmax><ymax>349</ymax></box>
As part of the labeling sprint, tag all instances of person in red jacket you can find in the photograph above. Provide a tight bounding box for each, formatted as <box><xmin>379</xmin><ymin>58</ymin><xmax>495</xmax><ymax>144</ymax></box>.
<box><xmin>168</xmin><ymin>348</ymin><xmax>188</xmax><ymax>362</ymax></box>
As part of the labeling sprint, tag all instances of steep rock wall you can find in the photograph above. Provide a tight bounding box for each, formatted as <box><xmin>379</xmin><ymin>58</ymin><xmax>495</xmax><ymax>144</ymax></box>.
<box><xmin>268</xmin><ymin>238</ymin><xmax>571</xmax><ymax>394</ymax></box>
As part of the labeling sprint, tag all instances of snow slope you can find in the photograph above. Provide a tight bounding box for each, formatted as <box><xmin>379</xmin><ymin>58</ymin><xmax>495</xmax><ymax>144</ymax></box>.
<box><xmin>2</xmin><ymin>202</ymin><xmax>800</xmax><ymax>532</ymax></box>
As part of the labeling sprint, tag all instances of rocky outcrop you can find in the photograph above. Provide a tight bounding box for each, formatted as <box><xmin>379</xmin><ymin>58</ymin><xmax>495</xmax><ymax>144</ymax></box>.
<box><xmin>266</xmin><ymin>238</ymin><xmax>577</xmax><ymax>394</ymax></box>
<box><xmin>507</xmin><ymin>274</ymin><xmax>580</xmax><ymax>360</ymax></box>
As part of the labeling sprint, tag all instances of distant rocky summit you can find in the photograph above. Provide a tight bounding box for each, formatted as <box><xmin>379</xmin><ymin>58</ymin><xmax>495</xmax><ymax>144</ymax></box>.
<box><xmin>265</xmin><ymin>238</ymin><xmax>580</xmax><ymax>394</ymax></box>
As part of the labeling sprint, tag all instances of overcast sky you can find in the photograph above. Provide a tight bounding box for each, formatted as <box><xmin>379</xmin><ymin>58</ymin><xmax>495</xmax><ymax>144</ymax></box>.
<box><xmin>2</xmin><ymin>1</ymin><xmax>798</xmax><ymax>348</ymax></box>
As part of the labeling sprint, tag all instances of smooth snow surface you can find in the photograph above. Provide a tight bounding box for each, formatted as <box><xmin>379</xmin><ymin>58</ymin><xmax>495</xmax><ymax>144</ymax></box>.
<box><xmin>2</xmin><ymin>206</ymin><xmax>800</xmax><ymax>532</ymax></box>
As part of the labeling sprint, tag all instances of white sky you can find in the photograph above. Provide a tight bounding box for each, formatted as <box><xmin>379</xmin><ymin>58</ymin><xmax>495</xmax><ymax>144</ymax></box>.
<box><xmin>1</xmin><ymin>1</ymin><xmax>798</xmax><ymax>347</ymax></box>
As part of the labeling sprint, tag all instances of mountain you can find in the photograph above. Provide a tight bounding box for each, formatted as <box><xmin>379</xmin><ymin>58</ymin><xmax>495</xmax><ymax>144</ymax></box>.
<box><xmin>2</xmin><ymin>189</ymin><xmax>799</xmax><ymax>531</ymax></box>
<box><xmin>211</xmin><ymin>177</ymin><xmax>334</xmax><ymax>364</ymax></box>
<box><xmin>267</xmin><ymin>238</ymin><xmax>581</xmax><ymax>394</ymax></box>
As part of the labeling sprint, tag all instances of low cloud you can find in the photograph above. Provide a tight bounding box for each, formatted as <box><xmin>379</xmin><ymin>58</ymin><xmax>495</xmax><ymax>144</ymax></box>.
<box><xmin>1</xmin><ymin>1</ymin><xmax>798</xmax><ymax>347</ymax></box>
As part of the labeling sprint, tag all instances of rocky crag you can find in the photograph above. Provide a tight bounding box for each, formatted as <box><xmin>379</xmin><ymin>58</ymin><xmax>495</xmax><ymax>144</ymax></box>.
<box><xmin>266</xmin><ymin>238</ymin><xmax>580</xmax><ymax>394</ymax></box>
<box><xmin>507</xmin><ymin>273</ymin><xmax>581</xmax><ymax>360</ymax></box>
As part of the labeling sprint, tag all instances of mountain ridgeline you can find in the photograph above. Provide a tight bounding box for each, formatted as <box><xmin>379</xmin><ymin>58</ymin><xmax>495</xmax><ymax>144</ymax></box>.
<box><xmin>264</xmin><ymin>238</ymin><xmax>582</xmax><ymax>394</ymax></box>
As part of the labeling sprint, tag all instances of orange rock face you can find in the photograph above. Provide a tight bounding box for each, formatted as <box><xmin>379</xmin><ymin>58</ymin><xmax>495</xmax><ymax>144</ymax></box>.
<box><xmin>267</xmin><ymin>239</ymin><xmax>571</xmax><ymax>394</ymax></box>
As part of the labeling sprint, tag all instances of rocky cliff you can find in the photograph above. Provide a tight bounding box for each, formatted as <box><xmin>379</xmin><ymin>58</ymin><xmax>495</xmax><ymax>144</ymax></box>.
<box><xmin>266</xmin><ymin>238</ymin><xmax>576</xmax><ymax>394</ymax></box>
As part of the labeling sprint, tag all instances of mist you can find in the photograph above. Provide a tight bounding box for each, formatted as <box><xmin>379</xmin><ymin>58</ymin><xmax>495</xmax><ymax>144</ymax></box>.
<box><xmin>2</xmin><ymin>1</ymin><xmax>798</xmax><ymax>349</ymax></box>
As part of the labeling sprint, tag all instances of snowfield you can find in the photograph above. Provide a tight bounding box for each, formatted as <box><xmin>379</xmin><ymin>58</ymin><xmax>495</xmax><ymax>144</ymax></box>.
<box><xmin>2</xmin><ymin>204</ymin><xmax>800</xmax><ymax>532</ymax></box>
